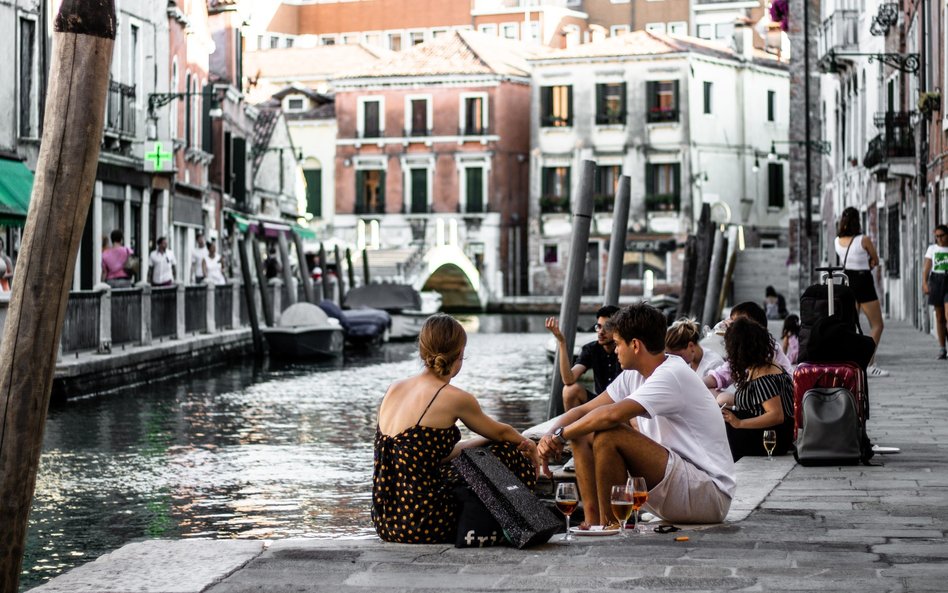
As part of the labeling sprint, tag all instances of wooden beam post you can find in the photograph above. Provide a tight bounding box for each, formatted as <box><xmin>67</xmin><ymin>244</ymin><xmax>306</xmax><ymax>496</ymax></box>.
<box><xmin>0</xmin><ymin>2</ymin><xmax>115</xmax><ymax>590</ymax></box>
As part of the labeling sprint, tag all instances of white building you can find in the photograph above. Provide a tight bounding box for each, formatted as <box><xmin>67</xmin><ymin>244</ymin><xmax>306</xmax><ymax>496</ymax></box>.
<box><xmin>528</xmin><ymin>28</ymin><xmax>790</xmax><ymax>296</ymax></box>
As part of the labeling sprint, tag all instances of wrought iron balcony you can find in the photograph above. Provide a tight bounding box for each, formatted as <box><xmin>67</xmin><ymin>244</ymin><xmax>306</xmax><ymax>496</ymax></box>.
<box><xmin>105</xmin><ymin>80</ymin><xmax>136</xmax><ymax>137</ymax></box>
<box><xmin>863</xmin><ymin>113</ymin><xmax>914</xmax><ymax>169</ymax></box>
<box><xmin>646</xmin><ymin>107</ymin><xmax>678</xmax><ymax>124</ymax></box>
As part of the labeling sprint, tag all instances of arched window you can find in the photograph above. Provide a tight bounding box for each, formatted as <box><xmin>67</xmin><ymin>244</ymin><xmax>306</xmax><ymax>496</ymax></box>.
<box><xmin>192</xmin><ymin>77</ymin><xmax>200</xmax><ymax>148</ymax></box>
<box><xmin>184</xmin><ymin>71</ymin><xmax>191</xmax><ymax>146</ymax></box>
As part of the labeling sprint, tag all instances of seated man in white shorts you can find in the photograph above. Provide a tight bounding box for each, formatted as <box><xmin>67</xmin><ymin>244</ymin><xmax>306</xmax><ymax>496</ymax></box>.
<box><xmin>537</xmin><ymin>303</ymin><xmax>735</xmax><ymax>525</ymax></box>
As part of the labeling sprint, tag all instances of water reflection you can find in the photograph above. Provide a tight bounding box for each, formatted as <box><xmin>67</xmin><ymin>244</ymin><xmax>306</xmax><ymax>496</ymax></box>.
<box><xmin>24</xmin><ymin>314</ymin><xmax>566</xmax><ymax>590</ymax></box>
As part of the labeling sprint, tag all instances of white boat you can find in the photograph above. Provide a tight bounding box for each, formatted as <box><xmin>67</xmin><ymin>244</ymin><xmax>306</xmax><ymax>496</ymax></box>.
<box><xmin>263</xmin><ymin>303</ymin><xmax>344</xmax><ymax>359</ymax></box>
<box><xmin>344</xmin><ymin>284</ymin><xmax>441</xmax><ymax>340</ymax></box>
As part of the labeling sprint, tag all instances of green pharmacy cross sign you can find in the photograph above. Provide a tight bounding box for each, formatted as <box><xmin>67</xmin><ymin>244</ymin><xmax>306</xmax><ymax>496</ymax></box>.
<box><xmin>145</xmin><ymin>141</ymin><xmax>173</xmax><ymax>171</ymax></box>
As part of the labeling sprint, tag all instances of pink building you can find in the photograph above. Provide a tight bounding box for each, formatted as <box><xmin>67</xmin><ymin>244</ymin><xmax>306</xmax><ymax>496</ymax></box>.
<box><xmin>331</xmin><ymin>31</ymin><xmax>533</xmax><ymax>307</ymax></box>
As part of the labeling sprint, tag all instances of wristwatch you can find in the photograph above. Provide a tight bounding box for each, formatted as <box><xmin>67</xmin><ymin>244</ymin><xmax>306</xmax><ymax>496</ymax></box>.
<box><xmin>552</xmin><ymin>427</ymin><xmax>567</xmax><ymax>445</ymax></box>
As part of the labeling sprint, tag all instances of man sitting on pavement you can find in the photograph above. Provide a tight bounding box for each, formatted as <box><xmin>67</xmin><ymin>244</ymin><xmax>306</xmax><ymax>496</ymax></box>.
<box><xmin>545</xmin><ymin>305</ymin><xmax>622</xmax><ymax>411</ymax></box>
<box><xmin>538</xmin><ymin>303</ymin><xmax>735</xmax><ymax>526</ymax></box>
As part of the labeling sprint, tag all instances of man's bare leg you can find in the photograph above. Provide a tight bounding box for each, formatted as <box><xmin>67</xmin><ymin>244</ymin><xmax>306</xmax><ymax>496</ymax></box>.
<box><xmin>569</xmin><ymin>433</ymin><xmax>600</xmax><ymax>525</ymax></box>
<box><xmin>592</xmin><ymin>424</ymin><xmax>669</xmax><ymax>525</ymax></box>
<box><xmin>562</xmin><ymin>383</ymin><xmax>589</xmax><ymax>411</ymax></box>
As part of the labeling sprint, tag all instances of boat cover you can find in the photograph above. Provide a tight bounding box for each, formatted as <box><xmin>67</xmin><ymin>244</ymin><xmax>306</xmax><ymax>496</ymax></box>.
<box><xmin>344</xmin><ymin>284</ymin><xmax>422</xmax><ymax>312</ymax></box>
<box><xmin>279</xmin><ymin>302</ymin><xmax>331</xmax><ymax>328</ymax></box>
<box><xmin>319</xmin><ymin>299</ymin><xmax>391</xmax><ymax>338</ymax></box>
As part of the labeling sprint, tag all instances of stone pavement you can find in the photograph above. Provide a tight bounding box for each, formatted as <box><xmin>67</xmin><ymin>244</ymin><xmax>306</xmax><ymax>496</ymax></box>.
<box><xmin>28</xmin><ymin>320</ymin><xmax>948</xmax><ymax>593</ymax></box>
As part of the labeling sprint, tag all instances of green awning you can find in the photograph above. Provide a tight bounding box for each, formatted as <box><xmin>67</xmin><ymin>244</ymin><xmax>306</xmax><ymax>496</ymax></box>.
<box><xmin>230</xmin><ymin>212</ymin><xmax>251</xmax><ymax>233</ymax></box>
<box><xmin>292</xmin><ymin>224</ymin><xmax>317</xmax><ymax>240</ymax></box>
<box><xmin>0</xmin><ymin>158</ymin><xmax>34</xmax><ymax>227</ymax></box>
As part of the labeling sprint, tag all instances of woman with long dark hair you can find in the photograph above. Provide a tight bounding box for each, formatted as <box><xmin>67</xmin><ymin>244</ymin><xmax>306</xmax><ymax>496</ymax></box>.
<box><xmin>836</xmin><ymin>206</ymin><xmax>888</xmax><ymax>377</ymax></box>
<box><xmin>720</xmin><ymin>318</ymin><xmax>795</xmax><ymax>461</ymax></box>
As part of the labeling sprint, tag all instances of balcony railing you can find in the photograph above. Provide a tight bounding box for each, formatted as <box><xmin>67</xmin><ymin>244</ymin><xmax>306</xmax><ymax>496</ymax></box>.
<box><xmin>105</xmin><ymin>80</ymin><xmax>136</xmax><ymax>137</ymax></box>
<box><xmin>863</xmin><ymin>130</ymin><xmax>915</xmax><ymax>168</ymax></box>
<box><xmin>646</xmin><ymin>107</ymin><xmax>678</xmax><ymax>124</ymax></box>
<box><xmin>819</xmin><ymin>10</ymin><xmax>859</xmax><ymax>61</ymax></box>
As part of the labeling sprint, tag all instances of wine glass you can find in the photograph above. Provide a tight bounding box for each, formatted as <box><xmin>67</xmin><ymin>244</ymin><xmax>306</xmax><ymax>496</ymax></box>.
<box><xmin>763</xmin><ymin>430</ymin><xmax>777</xmax><ymax>461</ymax></box>
<box><xmin>610</xmin><ymin>484</ymin><xmax>634</xmax><ymax>538</ymax></box>
<box><xmin>627</xmin><ymin>476</ymin><xmax>649</xmax><ymax>534</ymax></box>
<box><xmin>555</xmin><ymin>482</ymin><xmax>579</xmax><ymax>544</ymax></box>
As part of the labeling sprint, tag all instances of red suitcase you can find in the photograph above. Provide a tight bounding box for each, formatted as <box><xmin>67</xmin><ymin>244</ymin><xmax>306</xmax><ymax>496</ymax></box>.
<box><xmin>792</xmin><ymin>361</ymin><xmax>867</xmax><ymax>441</ymax></box>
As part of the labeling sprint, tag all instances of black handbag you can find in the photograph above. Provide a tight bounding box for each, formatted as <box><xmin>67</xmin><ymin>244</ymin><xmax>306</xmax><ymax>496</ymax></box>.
<box><xmin>450</xmin><ymin>447</ymin><xmax>559</xmax><ymax>548</ymax></box>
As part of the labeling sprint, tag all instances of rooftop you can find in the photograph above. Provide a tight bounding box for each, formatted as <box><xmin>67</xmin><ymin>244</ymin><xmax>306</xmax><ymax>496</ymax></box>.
<box><xmin>337</xmin><ymin>30</ymin><xmax>540</xmax><ymax>80</ymax></box>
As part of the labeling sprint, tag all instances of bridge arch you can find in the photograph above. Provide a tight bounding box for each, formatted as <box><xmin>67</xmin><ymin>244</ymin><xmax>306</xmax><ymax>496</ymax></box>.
<box><xmin>416</xmin><ymin>245</ymin><xmax>484</xmax><ymax>311</ymax></box>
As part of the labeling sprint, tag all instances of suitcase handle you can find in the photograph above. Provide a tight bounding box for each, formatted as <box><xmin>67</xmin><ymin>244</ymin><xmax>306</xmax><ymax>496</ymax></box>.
<box><xmin>815</xmin><ymin>265</ymin><xmax>844</xmax><ymax>273</ymax></box>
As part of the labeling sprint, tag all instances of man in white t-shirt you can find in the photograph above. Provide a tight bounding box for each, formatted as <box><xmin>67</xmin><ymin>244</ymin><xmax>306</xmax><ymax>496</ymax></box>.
<box><xmin>538</xmin><ymin>303</ymin><xmax>735</xmax><ymax>526</ymax></box>
<box><xmin>149</xmin><ymin>236</ymin><xmax>177</xmax><ymax>286</ymax></box>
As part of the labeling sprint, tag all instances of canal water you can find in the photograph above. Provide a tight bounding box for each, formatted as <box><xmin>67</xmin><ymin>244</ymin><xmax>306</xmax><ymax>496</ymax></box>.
<box><xmin>22</xmin><ymin>314</ymin><xmax>582</xmax><ymax>590</ymax></box>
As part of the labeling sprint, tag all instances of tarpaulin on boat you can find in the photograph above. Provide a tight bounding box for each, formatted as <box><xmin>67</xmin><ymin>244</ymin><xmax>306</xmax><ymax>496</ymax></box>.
<box><xmin>344</xmin><ymin>284</ymin><xmax>422</xmax><ymax>312</ymax></box>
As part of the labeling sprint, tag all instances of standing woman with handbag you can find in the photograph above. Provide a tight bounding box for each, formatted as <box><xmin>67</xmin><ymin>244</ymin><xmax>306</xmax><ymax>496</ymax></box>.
<box><xmin>835</xmin><ymin>207</ymin><xmax>889</xmax><ymax>377</ymax></box>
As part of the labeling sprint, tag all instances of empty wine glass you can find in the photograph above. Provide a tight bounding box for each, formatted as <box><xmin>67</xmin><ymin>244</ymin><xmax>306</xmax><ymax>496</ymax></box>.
<box><xmin>555</xmin><ymin>482</ymin><xmax>579</xmax><ymax>544</ymax></box>
<box><xmin>763</xmin><ymin>429</ymin><xmax>777</xmax><ymax>461</ymax></box>
<box><xmin>610</xmin><ymin>484</ymin><xmax>634</xmax><ymax>538</ymax></box>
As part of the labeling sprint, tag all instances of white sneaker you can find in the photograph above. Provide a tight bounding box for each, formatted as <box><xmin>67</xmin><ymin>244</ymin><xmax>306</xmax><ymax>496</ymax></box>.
<box><xmin>872</xmin><ymin>444</ymin><xmax>901</xmax><ymax>454</ymax></box>
<box><xmin>867</xmin><ymin>365</ymin><xmax>890</xmax><ymax>378</ymax></box>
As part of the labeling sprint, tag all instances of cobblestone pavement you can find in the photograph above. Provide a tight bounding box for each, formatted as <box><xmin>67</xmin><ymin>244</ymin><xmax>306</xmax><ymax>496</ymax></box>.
<box><xmin>30</xmin><ymin>321</ymin><xmax>948</xmax><ymax>593</ymax></box>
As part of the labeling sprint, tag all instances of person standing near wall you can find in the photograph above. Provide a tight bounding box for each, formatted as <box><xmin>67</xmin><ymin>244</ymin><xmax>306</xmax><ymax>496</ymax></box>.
<box><xmin>191</xmin><ymin>230</ymin><xmax>208</xmax><ymax>284</ymax></box>
<box><xmin>923</xmin><ymin>224</ymin><xmax>948</xmax><ymax>360</ymax></box>
<box><xmin>835</xmin><ymin>207</ymin><xmax>889</xmax><ymax>378</ymax></box>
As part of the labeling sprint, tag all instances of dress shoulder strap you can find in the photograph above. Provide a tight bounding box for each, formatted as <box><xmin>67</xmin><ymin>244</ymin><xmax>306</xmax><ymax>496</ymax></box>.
<box><xmin>417</xmin><ymin>383</ymin><xmax>449</xmax><ymax>426</ymax></box>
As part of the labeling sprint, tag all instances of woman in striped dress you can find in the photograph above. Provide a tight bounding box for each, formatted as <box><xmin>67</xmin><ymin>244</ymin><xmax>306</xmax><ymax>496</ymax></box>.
<box><xmin>719</xmin><ymin>317</ymin><xmax>795</xmax><ymax>461</ymax></box>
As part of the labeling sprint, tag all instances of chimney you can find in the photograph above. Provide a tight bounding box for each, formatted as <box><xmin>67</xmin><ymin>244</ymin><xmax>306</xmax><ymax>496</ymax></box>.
<box><xmin>732</xmin><ymin>20</ymin><xmax>754</xmax><ymax>60</ymax></box>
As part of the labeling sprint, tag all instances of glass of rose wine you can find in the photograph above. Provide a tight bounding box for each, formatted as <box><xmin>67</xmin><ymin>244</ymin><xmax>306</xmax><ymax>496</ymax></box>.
<box><xmin>763</xmin><ymin>430</ymin><xmax>777</xmax><ymax>461</ymax></box>
<box><xmin>555</xmin><ymin>482</ymin><xmax>579</xmax><ymax>543</ymax></box>
<box><xmin>627</xmin><ymin>476</ymin><xmax>649</xmax><ymax>534</ymax></box>
<box><xmin>610</xmin><ymin>484</ymin><xmax>635</xmax><ymax>538</ymax></box>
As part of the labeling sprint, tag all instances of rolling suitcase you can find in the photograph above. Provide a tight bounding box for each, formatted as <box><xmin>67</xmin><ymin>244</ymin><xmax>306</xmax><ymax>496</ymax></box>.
<box><xmin>451</xmin><ymin>447</ymin><xmax>559</xmax><ymax>548</ymax></box>
<box><xmin>793</xmin><ymin>267</ymin><xmax>873</xmax><ymax>464</ymax></box>
<box><xmin>793</xmin><ymin>361</ymin><xmax>871</xmax><ymax>464</ymax></box>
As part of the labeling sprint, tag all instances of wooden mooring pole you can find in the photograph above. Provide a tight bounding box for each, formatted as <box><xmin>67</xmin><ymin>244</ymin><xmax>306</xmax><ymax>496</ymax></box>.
<box><xmin>0</xmin><ymin>1</ymin><xmax>115</xmax><ymax>590</ymax></box>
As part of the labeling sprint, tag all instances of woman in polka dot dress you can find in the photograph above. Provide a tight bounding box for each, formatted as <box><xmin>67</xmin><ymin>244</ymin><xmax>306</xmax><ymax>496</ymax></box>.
<box><xmin>372</xmin><ymin>314</ymin><xmax>539</xmax><ymax>543</ymax></box>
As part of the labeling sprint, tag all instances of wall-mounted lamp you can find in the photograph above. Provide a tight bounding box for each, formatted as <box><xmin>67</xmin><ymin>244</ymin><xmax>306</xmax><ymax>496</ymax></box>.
<box><xmin>690</xmin><ymin>172</ymin><xmax>709</xmax><ymax>187</ymax></box>
<box><xmin>770</xmin><ymin>139</ymin><xmax>831</xmax><ymax>159</ymax></box>
<box><xmin>752</xmin><ymin>156</ymin><xmax>760</xmax><ymax>172</ymax></box>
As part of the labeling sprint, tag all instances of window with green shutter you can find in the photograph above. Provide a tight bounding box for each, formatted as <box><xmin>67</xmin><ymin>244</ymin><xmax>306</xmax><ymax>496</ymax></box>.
<box><xmin>410</xmin><ymin>169</ymin><xmax>428</xmax><ymax>214</ymax></box>
<box><xmin>303</xmin><ymin>169</ymin><xmax>322</xmax><ymax>218</ymax></box>
<box><xmin>465</xmin><ymin>167</ymin><xmax>484</xmax><ymax>213</ymax></box>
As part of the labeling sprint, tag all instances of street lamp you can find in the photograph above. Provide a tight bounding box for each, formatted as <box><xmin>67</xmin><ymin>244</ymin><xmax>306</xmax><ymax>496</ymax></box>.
<box><xmin>752</xmin><ymin>156</ymin><xmax>760</xmax><ymax>172</ymax></box>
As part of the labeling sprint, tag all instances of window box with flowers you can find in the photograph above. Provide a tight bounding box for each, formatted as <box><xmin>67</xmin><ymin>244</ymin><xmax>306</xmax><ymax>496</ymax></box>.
<box><xmin>645</xmin><ymin>193</ymin><xmax>680</xmax><ymax>212</ymax></box>
<box><xmin>540</xmin><ymin>195</ymin><xmax>569</xmax><ymax>214</ymax></box>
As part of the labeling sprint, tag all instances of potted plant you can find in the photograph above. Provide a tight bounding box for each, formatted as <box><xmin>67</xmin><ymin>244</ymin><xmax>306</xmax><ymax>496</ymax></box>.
<box><xmin>918</xmin><ymin>91</ymin><xmax>941</xmax><ymax>118</ymax></box>
<box><xmin>770</xmin><ymin>0</ymin><xmax>789</xmax><ymax>32</ymax></box>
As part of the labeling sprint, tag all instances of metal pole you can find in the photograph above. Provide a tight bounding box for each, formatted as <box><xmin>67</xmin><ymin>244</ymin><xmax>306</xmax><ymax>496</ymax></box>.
<box><xmin>346</xmin><ymin>248</ymin><xmax>356</xmax><ymax>290</ymax></box>
<box><xmin>604</xmin><ymin>175</ymin><xmax>631</xmax><ymax>307</ymax></box>
<box><xmin>701</xmin><ymin>229</ymin><xmax>728</xmax><ymax>328</ymax></box>
<box><xmin>362</xmin><ymin>248</ymin><xmax>370</xmax><ymax>286</ymax></box>
<box><xmin>318</xmin><ymin>242</ymin><xmax>332</xmax><ymax>304</ymax></box>
<box><xmin>334</xmin><ymin>244</ymin><xmax>347</xmax><ymax>302</ymax></box>
<box><xmin>292</xmin><ymin>231</ymin><xmax>315</xmax><ymax>303</ymax></box>
<box><xmin>803</xmin><ymin>0</ymin><xmax>813</xmax><ymax>287</ymax></box>
<box><xmin>547</xmin><ymin>160</ymin><xmax>596</xmax><ymax>420</ymax></box>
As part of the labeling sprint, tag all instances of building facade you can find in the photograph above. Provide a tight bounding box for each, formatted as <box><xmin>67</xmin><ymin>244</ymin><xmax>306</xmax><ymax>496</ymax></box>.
<box><xmin>330</xmin><ymin>31</ymin><xmax>533</xmax><ymax>307</ymax></box>
<box><xmin>528</xmin><ymin>29</ymin><xmax>789</xmax><ymax>296</ymax></box>
<box><xmin>815</xmin><ymin>0</ymin><xmax>948</xmax><ymax>337</ymax></box>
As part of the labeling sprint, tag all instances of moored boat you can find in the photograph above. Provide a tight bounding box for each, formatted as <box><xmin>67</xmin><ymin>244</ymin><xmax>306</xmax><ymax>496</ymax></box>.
<box><xmin>263</xmin><ymin>303</ymin><xmax>344</xmax><ymax>359</ymax></box>
<box><xmin>343</xmin><ymin>284</ymin><xmax>441</xmax><ymax>340</ymax></box>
